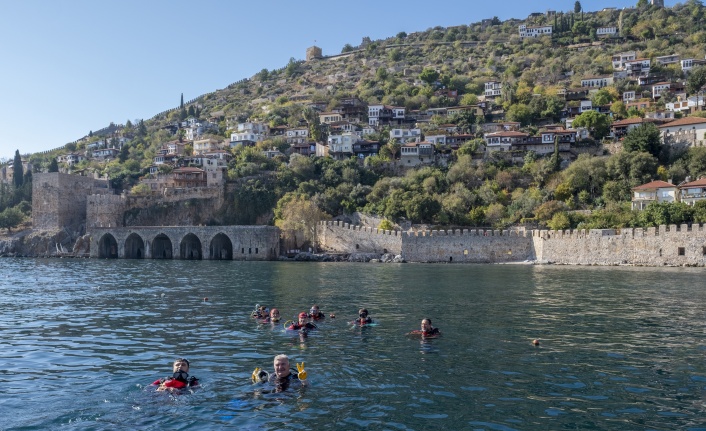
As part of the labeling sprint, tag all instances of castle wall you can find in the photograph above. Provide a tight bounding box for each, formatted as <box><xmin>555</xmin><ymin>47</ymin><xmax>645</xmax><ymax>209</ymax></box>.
<box><xmin>401</xmin><ymin>229</ymin><xmax>535</xmax><ymax>263</ymax></box>
<box><xmin>319</xmin><ymin>221</ymin><xmax>403</xmax><ymax>255</ymax></box>
<box><xmin>33</xmin><ymin>173</ymin><xmax>111</xmax><ymax>232</ymax></box>
<box><xmin>88</xmin><ymin>225</ymin><xmax>280</xmax><ymax>260</ymax></box>
<box><xmin>537</xmin><ymin>224</ymin><xmax>706</xmax><ymax>266</ymax></box>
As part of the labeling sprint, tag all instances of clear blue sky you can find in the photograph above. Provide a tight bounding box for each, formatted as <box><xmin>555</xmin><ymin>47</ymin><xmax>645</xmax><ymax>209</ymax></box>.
<box><xmin>0</xmin><ymin>0</ymin><xmax>663</xmax><ymax>161</ymax></box>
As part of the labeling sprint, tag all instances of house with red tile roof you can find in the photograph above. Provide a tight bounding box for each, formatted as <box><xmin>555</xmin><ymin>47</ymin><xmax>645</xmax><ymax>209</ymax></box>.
<box><xmin>631</xmin><ymin>180</ymin><xmax>678</xmax><ymax>210</ymax></box>
<box><xmin>678</xmin><ymin>177</ymin><xmax>706</xmax><ymax>206</ymax></box>
<box><xmin>659</xmin><ymin>117</ymin><xmax>706</xmax><ymax>148</ymax></box>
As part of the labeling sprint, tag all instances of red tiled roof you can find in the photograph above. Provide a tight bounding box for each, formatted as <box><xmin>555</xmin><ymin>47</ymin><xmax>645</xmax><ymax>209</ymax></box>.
<box><xmin>486</xmin><ymin>131</ymin><xmax>529</xmax><ymax>137</ymax></box>
<box><xmin>659</xmin><ymin>117</ymin><xmax>706</xmax><ymax>128</ymax></box>
<box><xmin>680</xmin><ymin>178</ymin><xmax>706</xmax><ymax>188</ymax></box>
<box><xmin>633</xmin><ymin>180</ymin><xmax>676</xmax><ymax>191</ymax></box>
<box><xmin>173</xmin><ymin>167</ymin><xmax>205</xmax><ymax>173</ymax></box>
<box><xmin>611</xmin><ymin>117</ymin><xmax>649</xmax><ymax>127</ymax></box>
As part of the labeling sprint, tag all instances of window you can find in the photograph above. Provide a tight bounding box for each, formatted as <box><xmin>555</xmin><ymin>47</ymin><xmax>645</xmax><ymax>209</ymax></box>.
<box><xmin>678</xmin><ymin>247</ymin><xmax>685</xmax><ymax>256</ymax></box>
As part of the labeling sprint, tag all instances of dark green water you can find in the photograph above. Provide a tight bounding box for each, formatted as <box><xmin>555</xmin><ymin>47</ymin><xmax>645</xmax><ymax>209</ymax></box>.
<box><xmin>1</xmin><ymin>259</ymin><xmax>706</xmax><ymax>430</ymax></box>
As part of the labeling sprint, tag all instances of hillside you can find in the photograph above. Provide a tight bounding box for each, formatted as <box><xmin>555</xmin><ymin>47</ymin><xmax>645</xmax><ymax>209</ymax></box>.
<box><xmin>4</xmin><ymin>1</ymin><xmax>706</xmax><ymax>239</ymax></box>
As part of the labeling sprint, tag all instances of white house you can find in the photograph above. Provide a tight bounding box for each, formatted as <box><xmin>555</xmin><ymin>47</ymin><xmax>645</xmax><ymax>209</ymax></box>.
<box><xmin>624</xmin><ymin>58</ymin><xmax>651</xmax><ymax>77</ymax></box>
<box><xmin>286</xmin><ymin>128</ymin><xmax>309</xmax><ymax>144</ymax></box>
<box><xmin>484</xmin><ymin>81</ymin><xmax>502</xmax><ymax>99</ymax></box>
<box><xmin>580</xmin><ymin>100</ymin><xmax>593</xmax><ymax>112</ymax></box>
<box><xmin>623</xmin><ymin>91</ymin><xmax>636</xmax><ymax>102</ymax></box>
<box><xmin>518</xmin><ymin>24</ymin><xmax>553</xmax><ymax>38</ymax></box>
<box><xmin>389</xmin><ymin>128</ymin><xmax>421</xmax><ymax>144</ymax></box>
<box><xmin>230</xmin><ymin>132</ymin><xmax>264</xmax><ymax>147</ymax></box>
<box><xmin>368</xmin><ymin>105</ymin><xmax>405</xmax><ymax>126</ymax></box>
<box><xmin>58</xmin><ymin>153</ymin><xmax>86</xmax><ymax>166</ymax></box>
<box><xmin>193</xmin><ymin>138</ymin><xmax>223</xmax><ymax>155</ymax></box>
<box><xmin>681</xmin><ymin>58</ymin><xmax>706</xmax><ymax>73</ymax></box>
<box><xmin>655</xmin><ymin>54</ymin><xmax>680</xmax><ymax>66</ymax></box>
<box><xmin>631</xmin><ymin>180</ymin><xmax>678</xmax><ymax>210</ymax></box>
<box><xmin>484</xmin><ymin>131</ymin><xmax>529</xmax><ymax>152</ymax></box>
<box><xmin>237</xmin><ymin>122</ymin><xmax>269</xmax><ymax>135</ymax></box>
<box><xmin>679</xmin><ymin>177</ymin><xmax>706</xmax><ymax>206</ymax></box>
<box><xmin>581</xmin><ymin>76</ymin><xmax>613</xmax><ymax>88</ymax></box>
<box><xmin>400</xmin><ymin>142</ymin><xmax>435</xmax><ymax>166</ymax></box>
<box><xmin>659</xmin><ymin>117</ymin><xmax>706</xmax><ymax>148</ymax></box>
<box><xmin>612</xmin><ymin>51</ymin><xmax>637</xmax><ymax>70</ymax></box>
<box><xmin>652</xmin><ymin>82</ymin><xmax>672</xmax><ymax>99</ymax></box>
<box><xmin>596</xmin><ymin>27</ymin><xmax>617</xmax><ymax>37</ymax></box>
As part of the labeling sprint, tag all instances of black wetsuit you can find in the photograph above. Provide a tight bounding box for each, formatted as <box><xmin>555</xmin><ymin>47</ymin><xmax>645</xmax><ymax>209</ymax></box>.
<box><xmin>354</xmin><ymin>317</ymin><xmax>373</xmax><ymax>325</ymax></box>
<box><xmin>268</xmin><ymin>371</ymin><xmax>300</xmax><ymax>392</ymax></box>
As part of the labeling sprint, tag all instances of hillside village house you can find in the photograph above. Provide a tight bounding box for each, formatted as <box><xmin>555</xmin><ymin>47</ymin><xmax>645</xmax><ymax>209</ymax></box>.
<box><xmin>679</xmin><ymin>177</ymin><xmax>706</xmax><ymax>206</ymax></box>
<box><xmin>400</xmin><ymin>142</ymin><xmax>435</xmax><ymax>166</ymax></box>
<box><xmin>484</xmin><ymin>131</ymin><xmax>530</xmax><ymax>152</ymax></box>
<box><xmin>596</xmin><ymin>26</ymin><xmax>617</xmax><ymax>37</ymax></box>
<box><xmin>681</xmin><ymin>57</ymin><xmax>706</xmax><ymax>73</ymax></box>
<box><xmin>623</xmin><ymin>91</ymin><xmax>636</xmax><ymax>102</ymax></box>
<box><xmin>659</xmin><ymin>117</ymin><xmax>706</xmax><ymax>149</ymax></box>
<box><xmin>58</xmin><ymin>153</ymin><xmax>86</xmax><ymax>166</ymax></box>
<box><xmin>631</xmin><ymin>180</ymin><xmax>678</xmax><ymax>210</ymax></box>
<box><xmin>390</xmin><ymin>128</ymin><xmax>421</xmax><ymax>144</ymax></box>
<box><xmin>652</xmin><ymin>82</ymin><xmax>673</xmax><ymax>99</ymax></box>
<box><xmin>612</xmin><ymin>51</ymin><xmax>637</xmax><ymax>69</ymax></box>
<box><xmin>666</xmin><ymin>96</ymin><xmax>705</xmax><ymax>114</ymax></box>
<box><xmin>624</xmin><ymin>58</ymin><xmax>651</xmax><ymax>77</ymax></box>
<box><xmin>193</xmin><ymin>138</ymin><xmax>223</xmax><ymax>155</ymax></box>
<box><xmin>286</xmin><ymin>127</ymin><xmax>309</xmax><ymax>144</ymax></box>
<box><xmin>581</xmin><ymin>76</ymin><xmax>614</xmax><ymax>88</ymax></box>
<box><xmin>655</xmin><ymin>54</ymin><xmax>680</xmax><ymax>66</ymax></box>
<box><xmin>92</xmin><ymin>147</ymin><xmax>119</xmax><ymax>160</ymax></box>
<box><xmin>518</xmin><ymin>24</ymin><xmax>552</xmax><ymax>38</ymax></box>
<box><xmin>368</xmin><ymin>105</ymin><xmax>405</xmax><ymax>126</ymax></box>
<box><xmin>484</xmin><ymin>81</ymin><xmax>502</xmax><ymax>99</ymax></box>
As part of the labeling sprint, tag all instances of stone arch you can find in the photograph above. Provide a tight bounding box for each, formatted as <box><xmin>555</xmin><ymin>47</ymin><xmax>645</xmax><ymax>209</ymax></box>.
<box><xmin>152</xmin><ymin>233</ymin><xmax>173</xmax><ymax>259</ymax></box>
<box><xmin>98</xmin><ymin>233</ymin><xmax>118</xmax><ymax>259</ymax></box>
<box><xmin>209</xmin><ymin>233</ymin><xmax>233</xmax><ymax>260</ymax></box>
<box><xmin>124</xmin><ymin>233</ymin><xmax>145</xmax><ymax>259</ymax></box>
<box><xmin>180</xmin><ymin>233</ymin><xmax>202</xmax><ymax>260</ymax></box>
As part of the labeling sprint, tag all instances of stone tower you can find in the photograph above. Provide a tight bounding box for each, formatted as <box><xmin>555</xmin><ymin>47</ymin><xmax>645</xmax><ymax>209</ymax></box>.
<box><xmin>650</xmin><ymin>0</ymin><xmax>664</xmax><ymax>6</ymax></box>
<box><xmin>306</xmin><ymin>46</ymin><xmax>322</xmax><ymax>61</ymax></box>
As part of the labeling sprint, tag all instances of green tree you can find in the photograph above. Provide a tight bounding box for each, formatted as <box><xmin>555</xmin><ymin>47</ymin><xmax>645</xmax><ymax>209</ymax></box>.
<box><xmin>419</xmin><ymin>68</ymin><xmax>440</xmax><ymax>86</ymax></box>
<box><xmin>574</xmin><ymin>1</ymin><xmax>582</xmax><ymax>13</ymax></box>
<box><xmin>274</xmin><ymin>194</ymin><xmax>328</xmax><ymax>252</ymax></box>
<box><xmin>48</xmin><ymin>158</ymin><xmax>59</xmax><ymax>173</ymax></box>
<box><xmin>0</xmin><ymin>206</ymin><xmax>24</xmax><ymax>233</ymax></box>
<box><xmin>622</xmin><ymin>123</ymin><xmax>662</xmax><ymax>157</ymax></box>
<box><xmin>12</xmin><ymin>150</ymin><xmax>23</xmax><ymax>188</ymax></box>
<box><xmin>686</xmin><ymin>66</ymin><xmax>706</xmax><ymax>94</ymax></box>
<box><xmin>572</xmin><ymin>110</ymin><xmax>611</xmax><ymax>140</ymax></box>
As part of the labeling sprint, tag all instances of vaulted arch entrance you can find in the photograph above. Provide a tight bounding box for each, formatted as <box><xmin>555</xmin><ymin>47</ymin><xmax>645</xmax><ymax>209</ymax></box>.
<box><xmin>98</xmin><ymin>233</ymin><xmax>118</xmax><ymax>258</ymax></box>
<box><xmin>209</xmin><ymin>233</ymin><xmax>233</xmax><ymax>260</ymax></box>
<box><xmin>180</xmin><ymin>233</ymin><xmax>202</xmax><ymax>260</ymax></box>
<box><xmin>152</xmin><ymin>234</ymin><xmax>173</xmax><ymax>259</ymax></box>
<box><xmin>124</xmin><ymin>233</ymin><xmax>145</xmax><ymax>259</ymax></box>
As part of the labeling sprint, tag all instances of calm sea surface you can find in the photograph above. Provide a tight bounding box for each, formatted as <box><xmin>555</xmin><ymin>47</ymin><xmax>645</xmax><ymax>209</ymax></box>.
<box><xmin>1</xmin><ymin>259</ymin><xmax>706</xmax><ymax>430</ymax></box>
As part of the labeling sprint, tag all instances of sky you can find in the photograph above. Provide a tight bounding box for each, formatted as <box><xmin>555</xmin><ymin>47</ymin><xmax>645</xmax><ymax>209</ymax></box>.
<box><xmin>0</xmin><ymin>0</ymin><xmax>673</xmax><ymax>161</ymax></box>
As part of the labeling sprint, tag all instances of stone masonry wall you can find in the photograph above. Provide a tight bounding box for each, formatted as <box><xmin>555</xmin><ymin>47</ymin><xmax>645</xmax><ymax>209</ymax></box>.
<box><xmin>536</xmin><ymin>224</ymin><xmax>706</xmax><ymax>266</ymax></box>
<box><xmin>402</xmin><ymin>229</ymin><xmax>535</xmax><ymax>263</ymax></box>
<box><xmin>33</xmin><ymin>173</ymin><xmax>111</xmax><ymax>232</ymax></box>
<box><xmin>319</xmin><ymin>221</ymin><xmax>403</xmax><ymax>255</ymax></box>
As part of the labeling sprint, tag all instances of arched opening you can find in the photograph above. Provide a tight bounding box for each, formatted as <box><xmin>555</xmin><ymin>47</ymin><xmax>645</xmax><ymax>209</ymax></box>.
<box><xmin>98</xmin><ymin>233</ymin><xmax>118</xmax><ymax>259</ymax></box>
<box><xmin>209</xmin><ymin>233</ymin><xmax>233</xmax><ymax>260</ymax></box>
<box><xmin>152</xmin><ymin>234</ymin><xmax>173</xmax><ymax>259</ymax></box>
<box><xmin>124</xmin><ymin>233</ymin><xmax>145</xmax><ymax>259</ymax></box>
<box><xmin>180</xmin><ymin>233</ymin><xmax>202</xmax><ymax>260</ymax></box>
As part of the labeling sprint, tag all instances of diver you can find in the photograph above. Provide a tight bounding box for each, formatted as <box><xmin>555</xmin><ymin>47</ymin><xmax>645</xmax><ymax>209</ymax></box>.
<box><xmin>286</xmin><ymin>312</ymin><xmax>318</xmax><ymax>331</ymax></box>
<box><xmin>152</xmin><ymin>358</ymin><xmax>199</xmax><ymax>391</ymax></box>
<box><xmin>308</xmin><ymin>304</ymin><xmax>326</xmax><ymax>321</ymax></box>
<box><xmin>353</xmin><ymin>308</ymin><xmax>373</xmax><ymax>325</ymax></box>
<box><xmin>251</xmin><ymin>304</ymin><xmax>269</xmax><ymax>319</ymax></box>
<box><xmin>414</xmin><ymin>318</ymin><xmax>440</xmax><ymax>337</ymax></box>
<box><xmin>259</xmin><ymin>308</ymin><xmax>281</xmax><ymax>323</ymax></box>
<box><xmin>252</xmin><ymin>354</ymin><xmax>308</xmax><ymax>392</ymax></box>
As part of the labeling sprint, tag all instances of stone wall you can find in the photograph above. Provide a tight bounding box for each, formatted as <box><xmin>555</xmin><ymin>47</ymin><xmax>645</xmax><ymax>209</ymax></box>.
<box><xmin>319</xmin><ymin>221</ymin><xmax>403</xmax><ymax>255</ymax></box>
<box><xmin>33</xmin><ymin>173</ymin><xmax>111</xmax><ymax>233</ymax></box>
<box><xmin>319</xmin><ymin>221</ymin><xmax>706</xmax><ymax>266</ymax></box>
<box><xmin>535</xmin><ymin>224</ymin><xmax>706</xmax><ymax>266</ymax></box>
<box><xmin>402</xmin><ymin>229</ymin><xmax>535</xmax><ymax>263</ymax></box>
<box><xmin>89</xmin><ymin>225</ymin><xmax>280</xmax><ymax>260</ymax></box>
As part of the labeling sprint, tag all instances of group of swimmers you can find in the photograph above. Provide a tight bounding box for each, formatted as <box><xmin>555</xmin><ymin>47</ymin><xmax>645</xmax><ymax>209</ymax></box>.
<box><xmin>152</xmin><ymin>305</ymin><xmax>440</xmax><ymax>392</ymax></box>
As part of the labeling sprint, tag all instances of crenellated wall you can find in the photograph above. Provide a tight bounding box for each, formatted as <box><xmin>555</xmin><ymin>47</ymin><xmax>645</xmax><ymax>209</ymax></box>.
<box><xmin>319</xmin><ymin>221</ymin><xmax>706</xmax><ymax>266</ymax></box>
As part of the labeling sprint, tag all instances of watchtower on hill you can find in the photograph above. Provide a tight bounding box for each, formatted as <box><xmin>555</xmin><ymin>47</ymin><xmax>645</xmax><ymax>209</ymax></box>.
<box><xmin>651</xmin><ymin>0</ymin><xmax>664</xmax><ymax>6</ymax></box>
<box><xmin>306</xmin><ymin>46</ymin><xmax>322</xmax><ymax>61</ymax></box>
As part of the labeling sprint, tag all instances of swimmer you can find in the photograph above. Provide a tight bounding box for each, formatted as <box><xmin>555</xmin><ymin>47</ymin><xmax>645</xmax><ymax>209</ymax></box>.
<box><xmin>252</xmin><ymin>354</ymin><xmax>307</xmax><ymax>392</ymax></box>
<box><xmin>259</xmin><ymin>308</ymin><xmax>281</xmax><ymax>323</ymax></box>
<box><xmin>418</xmin><ymin>318</ymin><xmax>440</xmax><ymax>337</ymax></box>
<box><xmin>287</xmin><ymin>312</ymin><xmax>317</xmax><ymax>331</ymax></box>
<box><xmin>152</xmin><ymin>358</ymin><xmax>199</xmax><ymax>391</ymax></box>
<box><xmin>308</xmin><ymin>305</ymin><xmax>325</xmax><ymax>321</ymax></box>
<box><xmin>251</xmin><ymin>304</ymin><xmax>269</xmax><ymax>319</ymax></box>
<box><xmin>353</xmin><ymin>308</ymin><xmax>373</xmax><ymax>325</ymax></box>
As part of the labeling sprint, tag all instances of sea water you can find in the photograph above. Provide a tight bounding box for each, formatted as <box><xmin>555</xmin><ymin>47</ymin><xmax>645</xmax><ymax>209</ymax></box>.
<box><xmin>1</xmin><ymin>259</ymin><xmax>705</xmax><ymax>430</ymax></box>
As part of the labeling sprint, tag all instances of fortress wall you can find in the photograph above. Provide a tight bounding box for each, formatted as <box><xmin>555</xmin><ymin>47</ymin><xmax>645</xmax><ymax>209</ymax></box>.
<box><xmin>87</xmin><ymin>194</ymin><xmax>126</xmax><ymax>228</ymax></box>
<box><xmin>33</xmin><ymin>173</ymin><xmax>111</xmax><ymax>232</ymax></box>
<box><xmin>537</xmin><ymin>224</ymin><xmax>706</xmax><ymax>266</ymax></box>
<box><xmin>318</xmin><ymin>221</ymin><xmax>403</xmax><ymax>255</ymax></box>
<box><xmin>401</xmin><ymin>229</ymin><xmax>535</xmax><ymax>263</ymax></box>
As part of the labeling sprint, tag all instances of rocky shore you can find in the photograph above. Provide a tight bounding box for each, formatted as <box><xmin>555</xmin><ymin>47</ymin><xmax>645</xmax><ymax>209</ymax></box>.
<box><xmin>0</xmin><ymin>229</ymin><xmax>90</xmax><ymax>258</ymax></box>
<box><xmin>280</xmin><ymin>252</ymin><xmax>406</xmax><ymax>263</ymax></box>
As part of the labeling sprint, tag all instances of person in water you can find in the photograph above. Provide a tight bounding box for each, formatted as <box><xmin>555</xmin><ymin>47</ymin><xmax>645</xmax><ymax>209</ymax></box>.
<box><xmin>259</xmin><ymin>308</ymin><xmax>281</xmax><ymax>323</ymax></box>
<box><xmin>353</xmin><ymin>308</ymin><xmax>373</xmax><ymax>325</ymax></box>
<box><xmin>419</xmin><ymin>318</ymin><xmax>440</xmax><ymax>336</ymax></box>
<box><xmin>308</xmin><ymin>305</ymin><xmax>325</xmax><ymax>320</ymax></box>
<box><xmin>152</xmin><ymin>358</ymin><xmax>199</xmax><ymax>391</ymax></box>
<box><xmin>252</xmin><ymin>354</ymin><xmax>307</xmax><ymax>392</ymax></box>
<box><xmin>252</xmin><ymin>304</ymin><xmax>269</xmax><ymax>319</ymax></box>
<box><xmin>287</xmin><ymin>312</ymin><xmax>317</xmax><ymax>331</ymax></box>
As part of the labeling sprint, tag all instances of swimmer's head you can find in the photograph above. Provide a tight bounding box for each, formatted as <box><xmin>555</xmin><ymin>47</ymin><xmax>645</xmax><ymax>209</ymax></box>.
<box><xmin>173</xmin><ymin>358</ymin><xmax>190</xmax><ymax>373</ymax></box>
<box><xmin>298</xmin><ymin>312</ymin><xmax>308</xmax><ymax>323</ymax></box>
<box><xmin>358</xmin><ymin>308</ymin><xmax>368</xmax><ymax>318</ymax></box>
<box><xmin>273</xmin><ymin>354</ymin><xmax>290</xmax><ymax>377</ymax></box>
<box><xmin>421</xmin><ymin>318</ymin><xmax>432</xmax><ymax>332</ymax></box>
<box><xmin>270</xmin><ymin>308</ymin><xmax>280</xmax><ymax>321</ymax></box>
<box><xmin>310</xmin><ymin>305</ymin><xmax>320</xmax><ymax>314</ymax></box>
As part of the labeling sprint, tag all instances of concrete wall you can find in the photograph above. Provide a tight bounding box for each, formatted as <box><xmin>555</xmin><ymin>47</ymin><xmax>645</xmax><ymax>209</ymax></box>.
<box><xmin>33</xmin><ymin>173</ymin><xmax>111</xmax><ymax>232</ymax></box>
<box><xmin>88</xmin><ymin>225</ymin><xmax>280</xmax><ymax>260</ymax></box>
